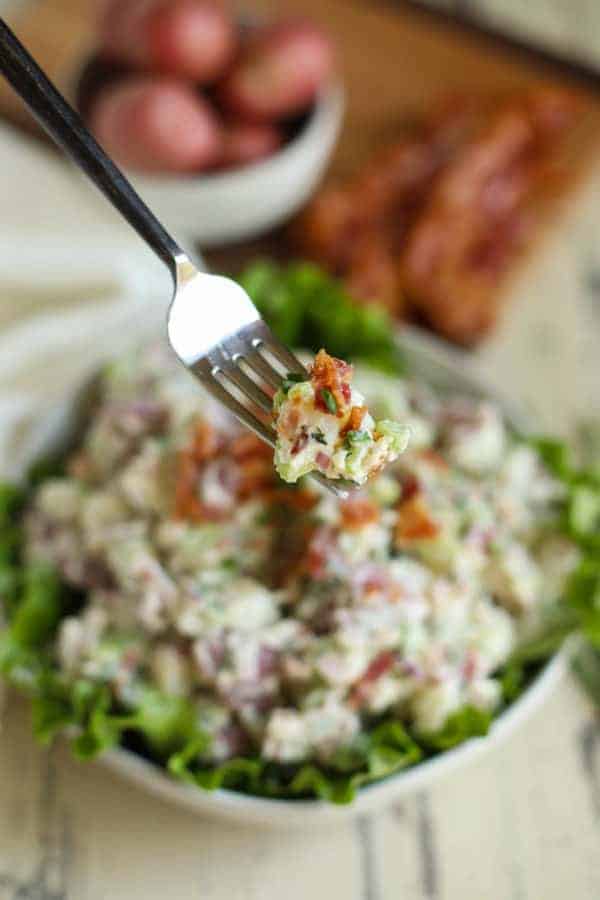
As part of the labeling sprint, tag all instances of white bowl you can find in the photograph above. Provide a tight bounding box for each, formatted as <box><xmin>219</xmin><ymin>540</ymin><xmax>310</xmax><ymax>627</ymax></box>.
<box><xmin>122</xmin><ymin>83</ymin><xmax>344</xmax><ymax>247</ymax></box>
<box><xmin>96</xmin><ymin>651</ymin><xmax>565</xmax><ymax>828</ymax></box>
<box><xmin>15</xmin><ymin>325</ymin><xmax>567</xmax><ymax>827</ymax></box>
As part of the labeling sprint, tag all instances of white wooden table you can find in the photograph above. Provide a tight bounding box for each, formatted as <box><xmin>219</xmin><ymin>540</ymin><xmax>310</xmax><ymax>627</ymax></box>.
<box><xmin>1</xmin><ymin>2</ymin><xmax>600</xmax><ymax>897</ymax></box>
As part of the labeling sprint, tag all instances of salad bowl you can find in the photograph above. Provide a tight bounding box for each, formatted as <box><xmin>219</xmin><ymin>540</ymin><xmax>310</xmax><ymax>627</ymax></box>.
<box><xmin>2</xmin><ymin>311</ymin><xmax>573</xmax><ymax>828</ymax></box>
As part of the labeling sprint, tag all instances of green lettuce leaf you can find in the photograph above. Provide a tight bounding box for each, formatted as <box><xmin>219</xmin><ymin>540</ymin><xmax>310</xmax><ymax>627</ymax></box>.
<box><xmin>238</xmin><ymin>261</ymin><xmax>404</xmax><ymax>374</ymax></box>
<box><xmin>418</xmin><ymin>706</ymin><xmax>492</xmax><ymax>752</ymax></box>
<box><xmin>168</xmin><ymin>719</ymin><xmax>421</xmax><ymax>805</ymax></box>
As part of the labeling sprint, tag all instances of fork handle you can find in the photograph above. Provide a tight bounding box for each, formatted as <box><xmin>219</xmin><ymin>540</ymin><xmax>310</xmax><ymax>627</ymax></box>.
<box><xmin>0</xmin><ymin>18</ymin><xmax>183</xmax><ymax>277</ymax></box>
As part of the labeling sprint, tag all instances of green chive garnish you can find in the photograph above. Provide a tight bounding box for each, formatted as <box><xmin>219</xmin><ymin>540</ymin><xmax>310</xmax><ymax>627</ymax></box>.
<box><xmin>321</xmin><ymin>389</ymin><xmax>337</xmax><ymax>415</ymax></box>
<box><xmin>344</xmin><ymin>430</ymin><xmax>371</xmax><ymax>450</ymax></box>
<box><xmin>281</xmin><ymin>372</ymin><xmax>305</xmax><ymax>393</ymax></box>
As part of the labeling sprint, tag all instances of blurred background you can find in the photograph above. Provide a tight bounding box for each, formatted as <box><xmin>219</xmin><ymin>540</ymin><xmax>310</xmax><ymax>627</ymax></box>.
<box><xmin>0</xmin><ymin>1</ymin><xmax>599</xmax><ymax>899</ymax></box>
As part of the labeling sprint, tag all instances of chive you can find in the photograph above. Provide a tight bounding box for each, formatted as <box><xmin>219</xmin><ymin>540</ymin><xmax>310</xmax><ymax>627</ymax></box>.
<box><xmin>282</xmin><ymin>372</ymin><xmax>305</xmax><ymax>394</ymax></box>
<box><xmin>344</xmin><ymin>430</ymin><xmax>371</xmax><ymax>450</ymax></box>
<box><xmin>311</xmin><ymin>428</ymin><xmax>327</xmax><ymax>445</ymax></box>
<box><xmin>320</xmin><ymin>389</ymin><xmax>337</xmax><ymax>415</ymax></box>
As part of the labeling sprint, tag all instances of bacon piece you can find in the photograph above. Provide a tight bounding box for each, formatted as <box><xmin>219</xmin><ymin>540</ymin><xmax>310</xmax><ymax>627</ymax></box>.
<box><xmin>300</xmin><ymin>524</ymin><xmax>337</xmax><ymax>580</ymax></box>
<box><xmin>341</xmin><ymin>404</ymin><xmax>368</xmax><ymax>437</ymax></box>
<box><xmin>266</xmin><ymin>488</ymin><xmax>319</xmax><ymax>512</ymax></box>
<box><xmin>174</xmin><ymin>419</ymin><xmax>276</xmax><ymax>519</ymax></box>
<box><xmin>419</xmin><ymin>448</ymin><xmax>449</xmax><ymax>469</ymax></box>
<box><xmin>229</xmin><ymin>432</ymin><xmax>271</xmax><ymax>461</ymax></box>
<box><xmin>291</xmin><ymin>428</ymin><xmax>309</xmax><ymax>456</ymax></box>
<box><xmin>311</xmin><ymin>348</ymin><xmax>353</xmax><ymax>416</ymax></box>
<box><xmin>395</xmin><ymin>495</ymin><xmax>440</xmax><ymax>544</ymax></box>
<box><xmin>315</xmin><ymin>451</ymin><xmax>331</xmax><ymax>472</ymax></box>
<box><xmin>292</xmin><ymin>95</ymin><xmax>481</xmax><ymax>274</ymax></box>
<box><xmin>400</xmin><ymin>88</ymin><xmax>579</xmax><ymax>344</ymax></box>
<box><xmin>400</xmin><ymin>473</ymin><xmax>421</xmax><ymax>502</ymax></box>
<box><xmin>293</xmin><ymin>88</ymin><xmax>579</xmax><ymax>345</ymax></box>
<box><xmin>340</xmin><ymin>497</ymin><xmax>380</xmax><ymax>530</ymax></box>
<box><xmin>344</xmin><ymin>236</ymin><xmax>403</xmax><ymax>314</ymax></box>
<box><xmin>173</xmin><ymin>420</ymin><xmax>221</xmax><ymax>521</ymax></box>
<box><xmin>350</xmin><ymin>650</ymin><xmax>397</xmax><ymax>708</ymax></box>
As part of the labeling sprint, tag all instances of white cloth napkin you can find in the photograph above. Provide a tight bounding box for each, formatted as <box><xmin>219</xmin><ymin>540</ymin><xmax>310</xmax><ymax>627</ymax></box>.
<box><xmin>0</xmin><ymin>124</ymin><xmax>176</xmax><ymax>479</ymax></box>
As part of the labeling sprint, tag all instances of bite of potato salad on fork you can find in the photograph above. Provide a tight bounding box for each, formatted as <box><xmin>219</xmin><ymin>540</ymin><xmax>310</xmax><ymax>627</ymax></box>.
<box><xmin>273</xmin><ymin>349</ymin><xmax>410</xmax><ymax>485</ymax></box>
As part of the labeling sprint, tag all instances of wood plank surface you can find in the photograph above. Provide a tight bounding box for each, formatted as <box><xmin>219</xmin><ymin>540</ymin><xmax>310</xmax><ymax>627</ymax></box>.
<box><xmin>1</xmin><ymin>676</ymin><xmax>598</xmax><ymax>900</ymax></box>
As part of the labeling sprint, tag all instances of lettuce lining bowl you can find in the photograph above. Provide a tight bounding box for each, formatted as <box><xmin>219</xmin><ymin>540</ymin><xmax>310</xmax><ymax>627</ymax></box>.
<box><xmin>1</xmin><ymin>326</ymin><xmax>574</xmax><ymax>827</ymax></box>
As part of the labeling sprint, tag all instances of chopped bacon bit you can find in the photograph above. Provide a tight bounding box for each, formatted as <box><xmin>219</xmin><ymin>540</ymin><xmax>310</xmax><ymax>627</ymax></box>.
<box><xmin>419</xmin><ymin>448</ymin><xmax>449</xmax><ymax>469</ymax></box>
<box><xmin>395</xmin><ymin>495</ymin><xmax>440</xmax><ymax>543</ymax></box>
<box><xmin>291</xmin><ymin>429</ymin><xmax>309</xmax><ymax>456</ymax></box>
<box><xmin>173</xmin><ymin>420</ymin><xmax>222</xmax><ymax>521</ymax></box>
<box><xmin>174</xmin><ymin>420</ymin><xmax>275</xmax><ymax>520</ymax></box>
<box><xmin>463</xmin><ymin>651</ymin><xmax>479</xmax><ymax>681</ymax></box>
<box><xmin>266</xmin><ymin>488</ymin><xmax>319</xmax><ymax>512</ymax></box>
<box><xmin>229</xmin><ymin>432</ymin><xmax>271</xmax><ymax>461</ymax></box>
<box><xmin>173</xmin><ymin>454</ymin><xmax>208</xmax><ymax>522</ymax></box>
<box><xmin>280</xmin><ymin>405</ymin><xmax>301</xmax><ymax>433</ymax></box>
<box><xmin>311</xmin><ymin>348</ymin><xmax>353</xmax><ymax>416</ymax></box>
<box><xmin>237</xmin><ymin>458</ymin><xmax>274</xmax><ymax>499</ymax></box>
<box><xmin>341</xmin><ymin>405</ymin><xmax>368</xmax><ymax>437</ymax></box>
<box><xmin>340</xmin><ymin>497</ymin><xmax>380</xmax><ymax>530</ymax></box>
<box><xmin>401</xmin><ymin>474</ymin><xmax>421</xmax><ymax>501</ymax></box>
<box><xmin>316</xmin><ymin>451</ymin><xmax>331</xmax><ymax>471</ymax></box>
<box><xmin>189</xmin><ymin>420</ymin><xmax>219</xmax><ymax>464</ymax></box>
<box><xmin>300</xmin><ymin>525</ymin><xmax>337</xmax><ymax>580</ymax></box>
<box><xmin>350</xmin><ymin>650</ymin><xmax>397</xmax><ymax>708</ymax></box>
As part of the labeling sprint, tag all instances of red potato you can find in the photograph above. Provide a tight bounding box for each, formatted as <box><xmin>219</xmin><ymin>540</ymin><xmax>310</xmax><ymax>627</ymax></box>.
<box><xmin>218</xmin><ymin>21</ymin><xmax>335</xmax><ymax>122</ymax></box>
<box><xmin>90</xmin><ymin>77</ymin><xmax>223</xmax><ymax>173</ymax></box>
<box><xmin>220</xmin><ymin>122</ymin><xmax>282</xmax><ymax>169</ymax></box>
<box><xmin>101</xmin><ymin>0</ymin><xmax>236</xmax><ymax>83</ymax></box>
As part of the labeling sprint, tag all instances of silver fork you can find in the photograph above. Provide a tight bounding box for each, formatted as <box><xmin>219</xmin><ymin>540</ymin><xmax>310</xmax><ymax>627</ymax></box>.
<box><xmin>0</xmin><ymin>18</ymin><xmax>351</xmax><ymax>498</ymax></box>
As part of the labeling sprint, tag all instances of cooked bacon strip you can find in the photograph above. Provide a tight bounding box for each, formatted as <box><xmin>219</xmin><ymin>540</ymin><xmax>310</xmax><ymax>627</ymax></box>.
<box><xmin>400</xmin><ymin>89</ymin><xmax>579</xmax><ymax>343</ymax></box>
<box><xmin>292</xmin><ymin>95</ymin><xmax>481</xmax><ymax>278</ymax></box>
<box><xmin>292</xmin><ymin>87</ymin><xmax>580</xmax><ymax>344</ymax></box>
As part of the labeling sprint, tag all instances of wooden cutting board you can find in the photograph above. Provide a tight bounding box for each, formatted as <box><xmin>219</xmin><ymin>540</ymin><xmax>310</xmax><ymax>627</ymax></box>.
<box><xmin>3</xmin><ymin>0</ymin><xmax>600</xmax><ymax>276</ymax></box>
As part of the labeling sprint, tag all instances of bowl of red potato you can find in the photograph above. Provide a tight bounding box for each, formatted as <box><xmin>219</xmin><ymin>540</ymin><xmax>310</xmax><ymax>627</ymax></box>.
<box><xmin>80</xmin><ymin>0</ymin><xmax>344</xmax><ymax>244</ymax></box>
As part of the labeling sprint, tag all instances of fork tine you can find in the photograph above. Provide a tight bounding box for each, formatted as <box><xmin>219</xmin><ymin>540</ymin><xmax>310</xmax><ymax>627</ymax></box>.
<box><xmin>242</xmin><ymin>350</ymin><xmax>284</xmax><ymax>389</ymax></box>
<box><xmin>262</xmin><ymin>336</ymin><xmax>309</xmax><ymax>377</ymax></box>
<box><xmin>247</xmin><ymin>321</ymin><xmax>309</xmax><ymax>378</ymax></box>
<box><xmin>194</xmin><ymin>359</ymin><xmax>353</xmax><ymax>499</ymax></box>
<box><xmin>219</xmin><ymin>362</ymin><xmax>274</xmax><ymax>414</ymax></box>
<box><xmin>193</xmin><ymin>367</ymin><xmax>350</xmax><ymax>497</ymax></box>
<box><xmin>312</xmin><ymin>473</ymin><xmax>350</xmax><ymax>499</ymax></box>
<box><xmin>194</xmin><ymin>361</ymin><xmax>276</xmax><ymax>447</ymax></box>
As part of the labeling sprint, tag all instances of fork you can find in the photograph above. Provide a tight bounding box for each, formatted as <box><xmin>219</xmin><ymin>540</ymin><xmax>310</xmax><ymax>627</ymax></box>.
<box><xmin>0</xmin><ymin>18</ymin><xmax>351</xmax><ymax>498</ymax></box>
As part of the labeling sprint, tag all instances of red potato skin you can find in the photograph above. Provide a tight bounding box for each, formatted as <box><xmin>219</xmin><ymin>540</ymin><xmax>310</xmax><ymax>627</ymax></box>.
<box><xmin>147</xmin><ymin>1</ymin><xmax>237</xmax><ymax>82</ymax></box>
<box><xmin>219</xmin><ymin>122</ymin><xmax>282</xmax><ymax>169</ymax></box>
<box><xmin>218</xmin><ymin>21</ymin><xmax>335</xmax><ymax>122</ymax></box>
<box><xmin>89</xmin><ymin>77</ymin><xmax>223</xmax><ymax>173</ymax></box>
<box><xmin>101</xmin><ymin>0</ymin><xmax>236</xmax><ymax>83</ymax></box>
<box><xmin>100</xmin><ymin>0</ymin><xmax>155</xmax><ymax>67</ymax></box>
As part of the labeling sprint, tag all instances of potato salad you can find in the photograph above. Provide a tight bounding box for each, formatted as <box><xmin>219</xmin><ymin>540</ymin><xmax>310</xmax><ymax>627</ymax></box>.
<box><xmin>273</xmin><ymin>349</ymin><xmax>410</xmax><ymax>485</ymax></box>
<box><xmin>24</xmin><ymin>344</ymin><xmax>576</xmax><ymax>771</ymax></box>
